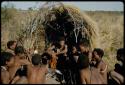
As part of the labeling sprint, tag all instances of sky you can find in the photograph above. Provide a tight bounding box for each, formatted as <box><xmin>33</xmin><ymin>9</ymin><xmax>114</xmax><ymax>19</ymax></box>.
<box><xmin>1</xmin><ymin>1</ymin><xmax>124</xmax><ymax>11</ymax></box>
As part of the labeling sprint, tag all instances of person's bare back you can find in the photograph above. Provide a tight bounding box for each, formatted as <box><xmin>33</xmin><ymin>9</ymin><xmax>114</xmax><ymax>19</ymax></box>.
<box><xmin>27</xmin><ymin>65</ymin><xmax>47</xmax><ymax>84</ymax></box>
<box><xmin>80</xmin><ymin>67</ymin><xmax>105</xmax><ymax>84</ymax></box>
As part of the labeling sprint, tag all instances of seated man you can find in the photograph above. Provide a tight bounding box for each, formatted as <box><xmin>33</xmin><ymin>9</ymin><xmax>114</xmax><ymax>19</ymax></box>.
<box><xmin>77</xmin><ymin>53</ymin><xmax>105</xmax><ymax>84</ymax></box>
<box><xmin>92</xmin><ymin>48</ymin><xmax>107</xmax><ymax>84</ymax></box>
<box><xmin>9</xmin><ymin>46</ymin><xmax>31</xmax><ymax>84</ymax></box>
<box><xmin>109</xmin><ymin>48</ymin><xmax>124</xmax><ymax>84</ymax></box>
<box><xmin>1</xmin><ymin>52</ymin><xmax>15</xmax><ymax>84</ymax></box>
<box><xmin>27</xmin><ymin>54</ymin><xmax>48</xmax><ymax>84</ymax></box>
<box><xmin>114</xmin><ymin>48</ymin><xmax>124</xmax><ymax>75</ymax></box>
<box><xmin>109</xmin><ymin>70</ymin><xmax>124</xmax><ymax>84</ymax></box>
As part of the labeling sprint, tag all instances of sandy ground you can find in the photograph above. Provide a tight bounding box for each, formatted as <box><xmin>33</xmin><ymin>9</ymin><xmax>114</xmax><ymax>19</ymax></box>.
<box><xmin>45</xmin><ymin>78</ymin><xmax>60</xmax><ymax>84</ymax></box>
<box><xmin>45</xmin><ymin>73</ymin><xmax>60</xmax><ymax>84</ymax></box>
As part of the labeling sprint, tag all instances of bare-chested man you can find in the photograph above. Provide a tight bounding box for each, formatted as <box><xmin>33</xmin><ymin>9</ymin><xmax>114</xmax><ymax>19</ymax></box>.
<box><xmin>1</xmin><ymin>52</ymin><xmax>15</xmax><ymax>84</ymax></box>
<box><xmin>9</xmin><ymin>46</ymin><xmax>31</xmax><ymax>84</ymax></box>
<box><xmin>27</xmin><ymin>54</ymin><xmax>48</xmax><ymax>84</ymax></box>
<box><xmin>77</xmin><ymin>53</ymin><xmax>105</xmax><ymax>84</ymax></box>
<box><xmin>92</xmin><ymin>48</ymin><xmax>107</xmax><ymax>84</ymax></box>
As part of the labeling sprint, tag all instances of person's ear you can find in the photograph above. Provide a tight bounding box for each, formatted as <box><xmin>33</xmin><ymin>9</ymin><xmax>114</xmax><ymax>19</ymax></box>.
<box><xmin>6</xmin><ymin>61</ymin><xmax>9</xmax><ymax>65</ymax></box>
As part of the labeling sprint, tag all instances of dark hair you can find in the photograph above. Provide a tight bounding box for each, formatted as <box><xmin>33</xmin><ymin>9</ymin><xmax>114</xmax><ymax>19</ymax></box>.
<box><xmin>59</xmin><ymin>36</ymin><xmax>65</xmax><ymax>41</ymax></box>
<box><xmin>79</xmin><ymin>38</ymin><xmax>90</xmax><ymax>47</ymax></box>
<box><xmin>77</xmin><ymin>53</ymin><xmax>89</xmax><ymax>69</ymax></box>
<box><xmin>7</xmin><ymin>40</ymin><xmax>16</xmax><ymax>49</ymax></box>
<box><xmin>52</xmin><ymin>42</ymin><xmax>60</xmax><ymax>49</ymax></box>
<box><xmin>117</xmin><ymin>48</ymin><xmax>124</xmax><ymax>57</ymax></box>
<box><xmin>15</xmin><ymin>46</ymin><xmax>25</xmax><ymax>55</ymax></box>
<box><xmin>41</xmin><ymin>53</ymin><xmax>52</xmax><ymax>60</ymax></box>
<box><xmin>116</xmin><ymin>48</ymin><xmax>124</xmax><ymax>62</ymax></box>
<box><xmin>41</xmin><ymin>53</ymin><xmax>52</xmax><ymax>65</ymax></box>
<box><xmin>32</xmin><ymin>54</ymin><xmax>41</xmax><ymax>65</ymax></box>
<box><xmin>1</xmin><ymin>52</ymin><xmax>14</xmax><ymax>66</ymax></box>
<box><xmin>93</xmin><ymin>48</ymin><xmax>104</xmax><ymax>58</ymax></box>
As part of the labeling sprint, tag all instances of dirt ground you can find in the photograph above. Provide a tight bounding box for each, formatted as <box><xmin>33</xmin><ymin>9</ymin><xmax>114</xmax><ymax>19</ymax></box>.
<box><xmin>45</xmin><ymin>72</ymin><xmax>60</xmax><ymax>84</ymax></box>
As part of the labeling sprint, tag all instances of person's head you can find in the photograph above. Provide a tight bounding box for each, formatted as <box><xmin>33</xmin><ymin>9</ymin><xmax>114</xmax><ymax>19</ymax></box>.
<box><xmin>79</xmin><ymin>39</ymin><xmax>90</xmax><ymax>52</ymax></box>
<box><xmin>32</xmin><ymin>54</ymin><xmax>41</xmax><ymax>66</ymax></box>
<box><xmin>41</xmin><ymin>53</ymin><xmax>52</xmax><ymax>65</ymax></box>
<box><xmin>59</xmin><ymin>37</ymin><xmax>65</xmax><ymax>46</ymax></box>
<box><xmin>77</xmin><ymin>53</ymin><xmax>89</xmax><ymax>69</ymax></box>
<box><xmin>7</xmin><ymin>40</ymin><xmax>17</xmax><ymax>50</ymax></box>
<box><xmin>15</xmin><ymin>46</ymin><xmax>25</xmax><ymax>59</ymax></box>
<box><xmin>92</xmin><ymin>48</ymin><xmax>104</xmax><ymax>61</ymax></box>
<box><xmin>1</xmin><ymin>52</ymin><xmax>14</xmax><ymax>67</ymax></box>
<box><xmin>116</xmin><ymin>48</ymin><xmax>124</xmax><ymax>62</ymax></box>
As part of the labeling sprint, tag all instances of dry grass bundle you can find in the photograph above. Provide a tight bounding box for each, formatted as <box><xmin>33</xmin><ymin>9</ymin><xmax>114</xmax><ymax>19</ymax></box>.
<box><xmin>18</xmin><ymin>2</ymin><xmax>100</xmax><ymax>51</ymax></box>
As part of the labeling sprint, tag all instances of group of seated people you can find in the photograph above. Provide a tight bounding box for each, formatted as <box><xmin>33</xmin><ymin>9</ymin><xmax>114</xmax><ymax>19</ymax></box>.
<box><xmin>0</xmin><ymin>38</ymin><xmax>124</xmax><ymax>84</ymax></box>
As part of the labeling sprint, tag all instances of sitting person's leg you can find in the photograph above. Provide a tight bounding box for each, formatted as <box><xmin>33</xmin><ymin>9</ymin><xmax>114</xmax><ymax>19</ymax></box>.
<box><xmin>15</xmin><ymin>76</ymin><xmax>28</xmax><ymax>84</ymax></box>
<box><xmin>110</xmin><ymin>71</ymin><xmax>124</xmax><ymax>84</ymax></box>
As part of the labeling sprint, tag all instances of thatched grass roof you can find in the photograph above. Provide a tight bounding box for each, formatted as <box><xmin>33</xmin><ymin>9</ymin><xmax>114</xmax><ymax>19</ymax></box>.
<box><xmin>18</xmin><ymin>2</ymin><xmax>100</xmax><ymax>51</ymax></box>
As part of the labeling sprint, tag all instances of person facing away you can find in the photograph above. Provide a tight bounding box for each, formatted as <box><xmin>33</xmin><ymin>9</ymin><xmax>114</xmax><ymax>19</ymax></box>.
<box><xmin>77</xmin><ymin>53</ymin><xmax>105</xmax><ymax>84</ymax></box>
<box><xmin>1</xmin><ymin>52</ymin><xmax>15</xmax><ymax>84</ymax></box>
<box><xmin>27</xmin><ymin>54</ymin><xmax>48</xmax><ymax>84</ymax></box>
<box><xmin>92</xmin><ymin>48</ymin><xmax>107</xmax><ymax>84</ymax></box>
<box><xmin>5</xmin><ymin>40</ymin><xmax>17</xmax><ymax>55</ymax></box>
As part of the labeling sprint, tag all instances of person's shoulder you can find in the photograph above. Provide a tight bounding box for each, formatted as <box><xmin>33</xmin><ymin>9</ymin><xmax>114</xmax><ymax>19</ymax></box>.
<box><xmin>5</xmin><ymin>49</ymin><xmax>15</xmax><ymax>55</ymax></box>
<box><xmin>99</xmin><ymin>60</ymin><xmax>107</xmax><ymax>66</ymax></box>
<box><xmin>5</xmin><ymin>48</ymin><xmax>12</xmax><ymax>52</ymax></box>
<box><xmin>1</xmin><ymin>68</ymin><xmax>9</xmax><ymax>77</ymax></box>
<box><xmin>80</xmin><ymin>68</ymin><xmax>89</xmax><ymax>74</ymax></box>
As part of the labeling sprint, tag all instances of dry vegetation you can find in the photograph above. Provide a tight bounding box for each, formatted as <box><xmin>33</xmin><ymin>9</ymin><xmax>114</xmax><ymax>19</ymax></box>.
<box><xmin>1</xmin><ymin>4</ymin><xmax>123</xmax><ymax>71</ymax></box>
<box><xmin>86</xmin><ymin>11</ymin><xmax>123</xmax><ymax>70</ymax></box>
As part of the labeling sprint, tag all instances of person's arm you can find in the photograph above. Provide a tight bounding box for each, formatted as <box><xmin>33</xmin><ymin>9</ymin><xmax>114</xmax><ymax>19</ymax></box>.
<box><xmin>1</xmin><ymin>71</ymin><xmax>10</xmax><ymax>84</ymax></box>
<box><xmin>45</xmin><ymin>65</ymin><xmax>49</xmax><ymax>74</ymax></box>
<box><xmin>81</xmin><ymin>77</ymin><xmax>86</xmax><ymax>84</ymax></box>
<box><xmin>80</xmin><ymin>73</ymin><xmax>86</xmax><ymax>84</ymax></box>
<box><xmin>80</xmin><ymin>70</ymin><xmax>87</xmax><ymax>84</ymax></box>
<box><xmin>56</xmin><ymin>45</ymin><xmax>68</xmax><ymax>55</ymax></box>
<box><xmin>97</xmin><ymin>61</ymin><xmax>107</xmax><ymax>74</ymax></box>
<box><xmin>110</xmin><ymin>71</ymin><xmax>124</xmax><ymax>84</ymax></box>
<box><xmin>20</xmin><ymin>59</ymin><xmax>31</xmax><ymax>65</ymax></box>
<box><xmin>25</xmin><ymin>52</ymin><xmax>32</xmax><ymax>63</ymax></box>
<box><xmin>9</xmin><ymin>65</ymin><xmax>20</xmax><ymax>81</ymax></box>
<box><xmin>100</xmin><ymin>64</ymin><xmax>107</xmax><ymax>74</ymax></box>
<box><xmin>10</xmin><ymin>76</ymin><xmax>20</xmax><ymax>84</ymax></box>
